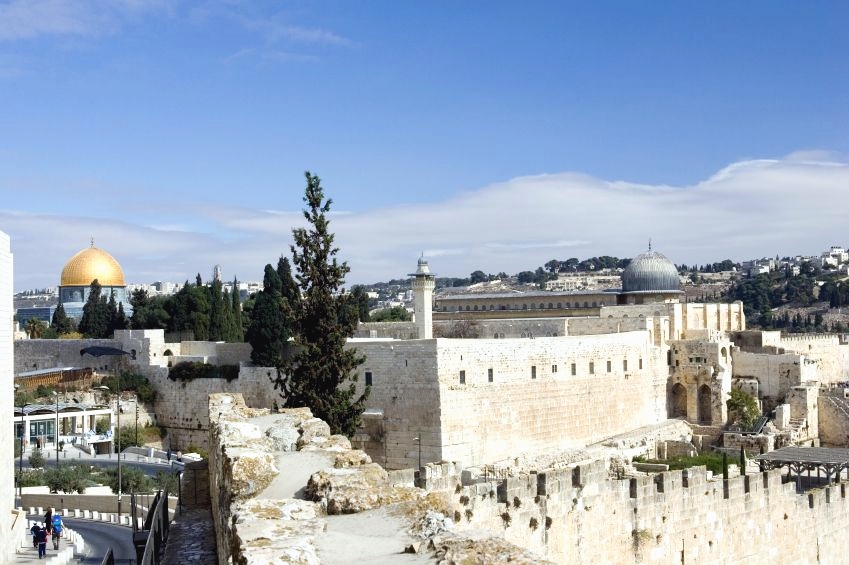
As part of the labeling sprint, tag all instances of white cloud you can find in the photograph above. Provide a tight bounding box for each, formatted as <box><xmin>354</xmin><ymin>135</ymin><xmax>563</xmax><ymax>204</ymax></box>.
<box><xmin>0</xmin><ymin>0</ymin><xmax>169</xmax><ymax>41</ymax></box>
<box><xmin>3</xmin><ymin>153</ymin><xmax>849</xmax><ymax>291</ymax></box>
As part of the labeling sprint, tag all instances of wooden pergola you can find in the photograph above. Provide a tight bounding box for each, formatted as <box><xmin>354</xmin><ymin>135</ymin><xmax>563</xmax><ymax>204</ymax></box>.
<box><xmin>754</xmin><ymin>446</ymin><xmax>849</xmax><ymax>490</ymax></box>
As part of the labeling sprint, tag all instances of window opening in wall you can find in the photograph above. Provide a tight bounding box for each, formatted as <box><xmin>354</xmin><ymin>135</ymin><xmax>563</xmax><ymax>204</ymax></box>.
<box><xmin>539</xmin><ymin>303</ymin><xmax>544</xmax><ymax>309</ymax></box>
<box><xmin>488</xmin><ymin>368</ymin><xmax>493</xmax><ymax>382</ymax></box>
<box><xmin>531</xmin><ymin>366</ymin><xmax>537</xmax><ymax>379</ymax></box>
<box><xmin>623</xmin><ymin>360</ymin><xmax>628</xmax><ymax>371</ymax></box>
<box><xmin>552</xmin><ymin>364</ymin><xmax>557</xmax><ymax>373</ymax></box>
<box><xmin>606</xmin><ymin>360</ymin><xmax>611</xmax><ymax>372</ymax></box>
<box><xmin>459</xmin><ymin>370</ymin><xmax>466</xmax><ymax>384</ymax></box>
<box><xmin>494</xmin><ymin>334</ymin><xmax>499</xmax><ymax>339</ymax></box>
<box><xmin>557</xmin><ymin>302</ymin><xmax>562</xmax><ymax>308</ymax></box>
<box><xmin>667</xmin><ymin>351</ymin><xmax>672</xmax><ymax>365</ymax></box>
<box><xmin>639</xmin><ymin>358</ymin><xmax>643</xmax><ymax>370</ymax></box>
<box><xmin>548</xmin><ymin>303</ymin><xmax>553</xmax><ymax>309</ymax></box>
<box><xmin>405</xmin><ymin>359</ymin><xmax>408</xmax><ymax>367</ymax></box>
<box><xmin>589</xmin><ymin>362</ymin><xmax>595</xmax><ymax>374</ymax></box>
<box><xmin>365</xmin><ymin>371</ymin><xmax>373</xmax><ymax>386</ymax></box>
<box><xmin>571</xmin><ymin>363</ymin><xmax>576</xmax><ymax>376</ymax></box>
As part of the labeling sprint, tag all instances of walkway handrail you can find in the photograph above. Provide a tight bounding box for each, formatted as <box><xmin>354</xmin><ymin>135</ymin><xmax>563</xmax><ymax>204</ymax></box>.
<box><xmin>100</xmin><ymin>547</ymin><xmax>115</xmax><ymax>565</ymax></box>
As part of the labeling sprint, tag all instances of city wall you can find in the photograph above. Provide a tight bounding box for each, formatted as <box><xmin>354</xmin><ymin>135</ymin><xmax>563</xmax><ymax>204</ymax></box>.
<box><xmin>818</xmin><ymin>388</ymin><xmax>849</xmax><ymax>446</ymax></box>
<box><xmin>446</xmin><ymin>461</ymin><xmax>849</xmax><ymax>564</ymax></box>
<box><xmin>433</xmin><ymin>333</ymin><xmax>667</xmax><ymax>467</ymax></box>
<box><xmin>731</xmin><ymin>350</ymin><xmax>811</xmax><ymax>402</ymax></box>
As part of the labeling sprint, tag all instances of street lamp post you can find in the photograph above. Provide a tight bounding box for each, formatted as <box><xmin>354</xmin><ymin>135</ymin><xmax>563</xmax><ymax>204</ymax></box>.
<box><xmin>52</xmin><ymin>391</ymin><xmax>59</xmax><ymax>468</ymax></box>
<box><xmin>96</xmin><ymin>385</ymin><xmax>122</xmax><ymax>520</ymax></box>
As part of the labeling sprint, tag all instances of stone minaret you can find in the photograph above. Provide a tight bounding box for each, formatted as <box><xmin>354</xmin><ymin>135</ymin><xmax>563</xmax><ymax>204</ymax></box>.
<box><xmin>409</xmin><ymin>256</ymin><xmax>435</xmax><ymax>339</ymax></box>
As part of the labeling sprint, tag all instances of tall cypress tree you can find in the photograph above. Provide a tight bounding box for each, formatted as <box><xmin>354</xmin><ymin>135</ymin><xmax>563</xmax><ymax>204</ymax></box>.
<box><xmin>208</xmin><ymin>278</ymin><xmax>225</xmax><ymax>341</ymax></box>
<box><xmin>231</xmin><ymin>276</ymin><xmax>244</xmax><ymax>342</ymax></box>
<box><xmin>79</xmin><ymin>280</ymin><xmax>109</xmax><ymax>338</ymax></box>
<box><xmin>51</xmin><ymin>302</ymin><xmax>74</xmax><ymax>334</ymax></box>
<box><xmin>278</xmin><ymin>172</ymin><xmax>369</xmax><ymax>437</ymax></box>
<box><xmin>246</xmin><ymin>265</ymin><xmax>288</xmax><ymax>366</ymax></box>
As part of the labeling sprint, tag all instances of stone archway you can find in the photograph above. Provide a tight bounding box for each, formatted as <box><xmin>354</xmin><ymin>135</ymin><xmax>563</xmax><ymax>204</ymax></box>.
<box><xmin>698</xmin><ymin>385</ymin><xmax>712</xmax><ymax>424</ymax></box>
<box><xmin>671</xmin><ymin>383</ymin><xmax>687</xmax><ymax>419</ymax></box>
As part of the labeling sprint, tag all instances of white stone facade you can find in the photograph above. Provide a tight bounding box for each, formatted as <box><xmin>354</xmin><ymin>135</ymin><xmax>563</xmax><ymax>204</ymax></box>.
<box><xmin>0</xmin><ymin>231</ymin><xmax>16</xmax><ymax>564</ymax></box>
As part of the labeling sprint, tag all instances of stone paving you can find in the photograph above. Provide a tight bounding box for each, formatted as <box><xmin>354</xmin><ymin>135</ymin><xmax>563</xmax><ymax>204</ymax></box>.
<box><xmin>162</xmin><ymin>461</ymin><xmax>217</xmax><ymax>565</ymax></box>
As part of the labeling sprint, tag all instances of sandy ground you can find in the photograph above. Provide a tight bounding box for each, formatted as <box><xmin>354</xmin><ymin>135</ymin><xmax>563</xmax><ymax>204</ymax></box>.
<box><xmin>250</xmin><ymin>419</ymin><xmax>433</xmax><ymax>564</ymax></box>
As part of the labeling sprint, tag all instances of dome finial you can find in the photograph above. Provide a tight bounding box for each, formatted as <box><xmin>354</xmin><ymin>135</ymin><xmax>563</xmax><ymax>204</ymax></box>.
<box><xmin>90</xmin><ymin>236</ymin><xmax>95</xmax><ymax>248</ymax></box>
<box><xmin>648</xmin><ymin>238</ymin><xmax>652</xmax><ymax>251</ymax></box>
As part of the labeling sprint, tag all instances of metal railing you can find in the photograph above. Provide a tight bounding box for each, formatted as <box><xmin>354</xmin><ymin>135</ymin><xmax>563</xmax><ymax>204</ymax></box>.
<box><xmin>100</xmin><ymin>547</ymin><xmax>115</xmax><ymax>565</ymax></box>
<box><xmin>135</xmin><ymin>488</ymin><xmax>172</xmax><ymax>565</ymax></box>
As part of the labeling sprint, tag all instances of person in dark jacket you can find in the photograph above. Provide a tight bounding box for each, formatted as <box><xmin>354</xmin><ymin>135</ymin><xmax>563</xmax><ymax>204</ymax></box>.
<box><xmin>30</xmin><ymin>523</ymin><xmax>39</xmax><ymax>548</ymax></box>
<box><xmin>35</xmin><ymin>525</ymin><xmax>48</xmax><ymax>558</ymax></box>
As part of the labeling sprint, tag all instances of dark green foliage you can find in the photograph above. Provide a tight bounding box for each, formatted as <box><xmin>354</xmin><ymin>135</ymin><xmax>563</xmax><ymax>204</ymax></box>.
<box><xmin>118</xmin><ymin>426</ymin><xmax>141</xmax><ymax>449</ymax></box>
<box><xmin>246</xmin><ymin>265</ymin><xmax>292</xmax><ymax>367</ymax></box>
<box><xmin>130</xmin><ymin>289</ymin><xmax>170</xmax><ymax>330</ymax></box>
<box><xmin>24</xmin><ymin>317</ymin><xmax>46</xmax><ymax>338</ymax></box>
<box><xmin>348</xmin><ymin>285</ymin><xmax>370</xmax><ymax>323</ymax></box>
<box><xmin>103</xmin><ymin>465</ymin><xmax>153</xmax><ymax>494</ymax></box>
<box><xmin>370</xmin><ymin>307</ymin><xmax>412</xmax><ymax>322</ymax></box>
<box><xmin>231</xmin><ymin>277</ymin><xmax>244</xmax><ymax>341</ymax></box>
<box><xmin>278</xmin><ymin>172</ymin><xmax>369</xmax><ymax>437</ymax></box>
<box><xmin>152</xmin><ymin>470</ymin><xmax>179</xmax><ymax>494</ymax></box>
<box><xmin>164</xmin><ymin>280</ymin><xmax>211</xmax><ymax>340</ymax></box>
<box><xmin>51</xmin><ymin>302</ymin><xmax>74</xmax><ymax>334</ymax></box>
<box><xmin>29</xmin><ymin>449</ymin><xmax>45</xmax><ymax>469</ymax></box>
<box><xmin>99</xmin><ymin>372</ymin><xmax>157</xmax><ymax>403</ymax></box>
<box><xmin>78</xmin><ymin>280</ymin><xmax>110</xmax><ymax>338</ymax></box>
<box><xmin>44</xmin><ymin>463</ymin><xmax>93</xmax><ymax>494</ymax></box>
<box><xmin>167</xmin><ymin>361</ymin><xmax>239</xmax><ymax>381</ymax></box>
<box><xmin>208</xmin><ymin>279</ymin><xmax>225</xmax><ymax>341</ymax></box>
<box><xmin>726</xmin><ymin>388</ymin><xmax>760</xmax><ymax>429</ymax></box>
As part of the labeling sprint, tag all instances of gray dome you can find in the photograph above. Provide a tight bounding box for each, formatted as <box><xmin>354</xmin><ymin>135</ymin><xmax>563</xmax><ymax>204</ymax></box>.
<box><xmin>621</xmin><ymin>250</ymin><xmax>680</xmax><ymax>293</ymax></box>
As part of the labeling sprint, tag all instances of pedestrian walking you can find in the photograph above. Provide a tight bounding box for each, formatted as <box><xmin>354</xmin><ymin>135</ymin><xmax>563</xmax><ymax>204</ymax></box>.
<box><xmin>35</xmin><ymin>524</ymin><xmax>48</xmax><ymax>558</ymax></box>
<box><xmin>51</xmin><ymin>514</ymin><xmax>63</xmax><ymax>550</ymax></box>
<box><xmin>30</xmin><ymin>523</ymin><xmax>39</xmax><ymax>548</ymax></box>
<box><xmin>43</xmin><ymin>508</ymin><xmax>52</xmax><ymax>535</ymax></box>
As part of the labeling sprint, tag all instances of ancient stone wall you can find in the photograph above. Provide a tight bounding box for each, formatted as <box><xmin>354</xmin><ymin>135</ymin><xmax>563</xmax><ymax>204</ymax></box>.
<box><xmin>14</xmin><ymin>338</ymin><xmax>124</xmax><ymax>375</ymax></box>
<box><xmin>433</xmin><ymin>333</ymin><xmax>667</xmax><ymax>467</ymax></box>
<box><xmin>818</xmin><ymin>388</ymin><xmax>849</xmax><ymax>446</ymax></box>
<box><xmin>731</xmin><ymin>350</ymin><xmax>807</xmax><ymax>402</ymax></box>
<box><xmin>449</xmin><ymin>462</ymin><xmax>849</xmax><ymax>564</ymax></box>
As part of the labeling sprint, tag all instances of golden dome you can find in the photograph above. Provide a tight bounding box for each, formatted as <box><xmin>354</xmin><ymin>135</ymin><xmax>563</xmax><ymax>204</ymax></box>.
<box><xmin>60</xmin><ymin>246</ymin><xmax>126</xmax><ymax>287</ymax></box>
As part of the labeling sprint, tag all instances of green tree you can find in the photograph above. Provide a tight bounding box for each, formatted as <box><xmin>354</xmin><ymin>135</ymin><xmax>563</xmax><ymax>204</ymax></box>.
<box><xmin>208</xmin><ymin>278</ymin><xmax>225</xmax><ymax>341</ymax></box>
<box><xmin>246</xmin><ymin>265</ymin><xmax>289</xmax><ymax>367</ymax></box>
<box><xmin>470</xmin><ymin>270</ymin><xmax>488</xmax><ymax>284</ymax></box>
<box><xmin>24</xmin><ymin>317</ymin><xmax>46</xmax><ymax>339</ymax></box>
<box><xmin>370</xmin><ymin>307</ymin><xmax>411</xmax><ymax>322</ymax></box>
<box><xmin>726</xmin><ymin>388</ymin><xmax>760</xmax><ymax>430</ymax></box>
<box><xmin>78</xmin><ymin>280</ymin><xmax>110</xmax><ymax>338</ymax></box>
<box><xmin>349</xmin><ymin>285</ymin><xmax>371</xmax><ymax>323</ymax></box>
<box><xmin>103</xmin><ymin>465</ymin><xmax>152</xmax><ymax>494</ymax></box>
<box><xmin>51</xmin><ymin>303</ymin><xmax>74</xmax><ymax>334</ymax></box>
<box><xmin>129</xmin><ymin>289</ymin><xmax>170</xmax><ymax>330</ymax></box>
<box><xmin>278</xmin><ymin>172</ymin><xmax>369</xmax><ymax>436</ymax></box>
<box><xmin>231</xmin><ymin>277</ymin><xmax>244</xmax><ymax>342</ymax></box>
<box><xmin>44</xmin><ymin>463</ymin><xmax>90</xmax><ymax>494</ymax></box>
<box><xmin>29</xmin><ymin>449</ymin><xmax>45</xmax><ymax>469</ymax></box>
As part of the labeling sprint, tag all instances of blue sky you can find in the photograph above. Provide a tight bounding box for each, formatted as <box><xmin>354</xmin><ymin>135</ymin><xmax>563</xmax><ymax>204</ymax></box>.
<box><xmin>1</xmin><ymin>1</ymin><xmax>848</xmax><ymax>291</ymax></box>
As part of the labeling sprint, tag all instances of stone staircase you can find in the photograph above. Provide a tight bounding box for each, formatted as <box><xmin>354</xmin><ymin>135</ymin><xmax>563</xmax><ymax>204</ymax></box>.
<box><xmin>161</xmin><ymin>461</ymin><xmax>217</xmax><ymax>565</ymax></box>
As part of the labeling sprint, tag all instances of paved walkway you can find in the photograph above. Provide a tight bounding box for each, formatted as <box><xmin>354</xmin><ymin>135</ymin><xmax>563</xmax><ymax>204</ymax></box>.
<box><xmin>161</xmin><ymin>461</ymin><xmax>216</xmax><ymax>565</ymax></box>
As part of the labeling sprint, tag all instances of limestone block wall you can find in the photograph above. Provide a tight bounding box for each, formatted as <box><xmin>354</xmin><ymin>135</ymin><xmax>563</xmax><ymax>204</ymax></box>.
<box><xmin>731</xmin><ymin>350</ymin><xmax>806</xmax><ymax>402</ymax></box>
<box><xmin>148</xmin><ymin>366</ymin><xmax>280</xmax><ymax>451</ymax></box>
<box><xmin>349</xmin><ymin>339</ymin><xmax>444</xmax><ymax>470</ymax></box>
<box><xmin>775</xmin><ymin>334</ymin><xmax>849</xmax><ymax>384</ymax></box>
<box><xmin>1</xmin><ymin>231</ymin><xmax>15</xmax><ymax>564</ymax></box>
<box><xmin>450</xmin><ymin>462</ymin><xmax>849</xmax><ymax>564</ymax></box>
<box><xmin>14</xmin><ymin>338</ymin><xmax>123</xmax><ymax>375</ymax></box>
<box><xmin>565</xmin><ymin>316</ymin><xmax>652</xmax><ymax>336</ymax></box>
<box><xmin>354</xmin><ymin>321</ymin><xmax>418</xmax><ymax>339</ymax></box>
<box><xmin>434</xmin><ymin>333</ymin><xmax>667</xmax><ymax>466</ymax></box>
<box><xmin>678</xmin><ymin>301</ymin><xmax>745</xmax><ymax>335</ymax></box>
<box><xmin>788</xmin><ymin>385</ymin><xmax>819</xmax><ymax>441</ymax></box>
<box><xmin>818</xmin><ymin>388</ymin><xmax>849</xmax><ymax>446</ymax></box>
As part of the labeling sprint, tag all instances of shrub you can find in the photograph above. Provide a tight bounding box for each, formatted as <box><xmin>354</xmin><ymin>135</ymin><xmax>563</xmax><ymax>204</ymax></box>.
<box><xmin>29</xmin><ymin>449</ymin><xmax>45</xmax><ymax>469</ymax></box>
<box><xmin>168</xmin><ymin>361</ymin><xmax>239</xmax><ymax>382</ymax></box>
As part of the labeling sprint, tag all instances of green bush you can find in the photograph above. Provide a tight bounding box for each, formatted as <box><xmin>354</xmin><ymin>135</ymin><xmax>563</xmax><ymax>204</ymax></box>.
<box><xmin>636</xmin><ymin>453</ymin><xmax>726</xmax><ymax>475</ymax></box>
<box><xmin>44</xmin><ymin>463</ymin><xmax>95</xmax><ymax>494</ymax></box>
<box><xmin>17</xmin><ymin>469</ymin><xmax>45</xmax><ymax>488</ymax></box>
<box><xmin>29</xmin><ymin>449</ymin><xmax>45</xmax><ymax>469</ymax></box>
<box><xmin>95</xmin><ymin>417</ymin><xmax>110</xmax><ymax>435</ymax></box>
<box><xmin>168</xmin><ymin>361</ymin><xmax>239</xmax><ymax>382</ymax></box>
<box><xmin>99</xmin><ymin>372</ymin><xmax>157</xmax><ymax>403</ymax></box>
